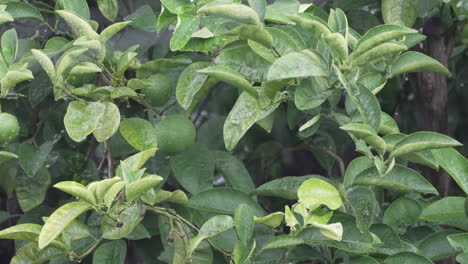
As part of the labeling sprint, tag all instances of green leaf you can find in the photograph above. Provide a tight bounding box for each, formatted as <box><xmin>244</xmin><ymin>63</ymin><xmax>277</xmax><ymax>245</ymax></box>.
<box><xmin>248</xmin><ymin>26</ymin><xmax>302</xmax><ymax>62</ymax></box>
<box><xmin>176</xmin><ymin>62</ymin><xmax>211</xmax><ymax>110</ymax></box>
<box><xmin>11</xmin><ymin>242</ymin><xmax>63</xmax><ymax>264</ymax></box>
<box><xmin>448</xmin><ymin>233</ymin><xmax>468</xmax><ymax>252</ymax></box>
<box><xmin>340</xmin><ymin>123</ymin><xmax>386</xmax><ymax>154</ymax></box>
<box><xmin>96</xmin><ymin>0</ymin><xmax>118</xmax><ymax>22</ymax></box>
<box><xmin>15</xmin><ymin>168</ymin><xmax>50</xmax><ymax>212</ymax></box>
<box><xmin>344</xmin><ymin>156</ymin><xmax>373</xmax><ymax>188</ymax></box>
<box><xmin>170</xmin><ymin>14</ymin><xmax>200</xmax><ymax>51</ymax></box>
<box><xmin>0</xmin><ymin>10</ymin><xmax>13</xmax><ymax>25</ymax></box>
<box><xmin>120</xmin><ymin>148</ymin><xmax>157</xmax><ymax>172</ymax></box>
<box><xmin>55</xmin><ymin>47</ymin><xmax>88</xmax><ymax>78</ymax></box>
<box><xmin>103</xmin><ymin>181</ymin><xmax>126</xmax><ymax>208</ymax></box>
<box><xmin>0</xmin><ymin>151</ymin><xmax>17</xmax><ymax>164</ymax></box>
<box><xmin>224</xmin><ymin>91</ymin><xmax>284</xmax><ymax>151</ymax></box>
<box><xmin>125</xmin><ymin>175</ymin><xmax>163</xmax><ymax>202</ymax></box>
<box><xmin>309</xmin><ymin>222</ymin><xmax>343</xmax><ymax>241</ymax></box>
<box><xmin>92</xmin><ymin>240</ymin><xmax>126</xmax><ymax>264</ymax></box>
<box><xmin>267</xmin><ymin>50</ymin><xmax>327</xmax><ymax>80</ymax></box>
<box><xmin>227</xmin><ymin>25</ymin><xmax>273</xmax><ymax>49</ymax></box>
<box><xmin>93</xmin><ymin>102</ymin><xmax>120</xmax><ymax>142</ymax></box>
<box><xmin>383</xmin><ymin>197</ymin><xmax>421</xmax><ymax>228</ymax></box>
<box><xmin>214</xmin><ymin>151</ymin><xmax>255</xmax><ymax>195</ymax></box>
<box><xmin>189</xmin><ymin>215</ymin><xmax>235</xmax><ymax>254</ymax></box>
<box><xmin>170</xmin><ymin>144</ymin><xmax>214</xmax><ymax>194</ymax></box>
<box><xmin>294</xmin><ymin>77</ymin><xmax>332</xmax><ymax>110</ymax></box>
<box><xmin>234</xmin><ymin>204</ymin><xmax>255</xmax><ymax>243</ymax></box>
<box><xmin>214</xmin><ymin>42</ymin><xmax>271</xmax><ymax>82</ymax></box>
<box><xmin>38</xmin><ymin>202</ymin><xmax>93</xmax><ymax>249</ymax></box>
<box><xmin>1</xmin><ymin>28</ymin><xmax>18</xmax><ymax>65</ymax></box>
<box><xmin>64</xmin><ymin>101</ymin><xmax>105</xmax><ymax>142</ymax></box>
<box><xmin>5</xmin><ymin>2</ymin><xmax>44</xmax><ymax>21</ymax></box>
<box><xmin>353</xmin><ymin>25</ymin><xmax>416</xmax><ymax>58</ymax></box>
<box><xmin>119</xmin><ymin>118</ymin><xmax>157</xmax><ymax>151</ymax></box>
<box><xmin>432</xmin><ymin>148</ymin><xmax>468</xmax><ymax>194</ymax></box>
<box><xmin>248</xmin><ymin>0</ymin><xmax>266</xmax><ymax>20</ymax></box>
<box><xmin>55</xmin><ymin>10</ymin><xmax>98</xmax><ymax>39</ymax></box>
<box><xmin>69</xmin><ymin>62</ymin><xmax>102</xmax><ymax>75</ymax></box>
<box><xmin>349</xmin><ymin>256</ymin><xmax>380</xmax><ymax>264</ymax></box>
<box><xmin>298</xmin><ymin>178</ymin><xmax>342</xmax><ymax>210</ymax></box>
<box><xmin>0</xmin><ymin>223</ymin><xmax>42</xmax><ymax>240</ymax></box>
<box><xmin>1</xmin><ymin>67</ymin><xmax>33</xmax><ymax>94</ymax></box>
<box><xmin>157</xmin><ymin>5</ymin><xmax>177</xmax><ymax>32</ymax></box>
<box><xmin>124</xmin><ymin>4</ymin><xmax>157</xmax><ymax>32</ymax></box>
<box><xmin>383</xmin><ymin>252</ymin><xmax>434</xmax><ymax>264</ymax></box>
<box><xmin>137</xmin><ymin>56</ymin><xmax>191</xmax><ymax>78</ymax></box>
<box><xmin>354</xmin><ymin>165</ymin><xmax>438</xmax><ymax>194</ymax></box>
<box><xmin>418</xmin><ymin>230</ymin><xmax>462</xmax><ymax>261</ymax></box>
<box><xmin>290</xmin><ymin>14</ymin><xmax>332</xmax><ymax>39</ymax></box>
<box><xmin>101</xmin><ymin>204</ymin><xmax>143</xmax><ymax>239</ymax></box>
<box><xmin>188</xmin><ymin>187</ymin><xmax>265</xmax><ymax>216</ymax></box>
<box><xmin>264</xmin><ymin>6</ymin><xmax>296</xmax><ymax>25</ymax></box>
<box><xmin>198</xmin><ymin>3</ymin><xmax>261</xmax><ymax>25</ymax></box>
<box><xmin>382</xmin><ymin>0</ymin><xmax>419</xmax><ymax>27</ymax></box>
<box><xmin>328</xmin><ymin>8</ymin><xmax>348</xmax><ymax>37</ymax></box>
<box><xmin>285</xmin><ymin>205</ymin><xmax>299</xmax><ymax>231</ymax></box>
<box><xmin>54</xmin><ymin>181</ymin><xmax>96</xmax><ymax>205</ymax></box>
<box><xmin>351</xmin><ymin>42</ymin><xmax>407</xmax><ymax>67</ymax></box>
<box><xmin>160</xmin><ymin>0</ymin><xmax>195</xmax><ymax>15</ymax></box>
<box><xmin>391</xmin><ymin>51</ymin><xmax>450</xmax><ymax>77</ymax></box>
<box><xmin>390</xmin><ymin>132</ymin><xmax>462</xmax><ymax>158</ymax></box>
<box><xmin>198</xmin><ymin>65</ymin><xmax>258</xmax><ymax>98</ymax></box>
<box><xmin>254</xmin><ymin>175</ymin><xmax>320</xmax><ymax>199</ymax></box>
<box><xmin>18</xmin><ymin>141</ymin><xmax>54</xmax><ymax>178</ymax></box>
<box><xmin>31</xmin><ymin>49</ymin><xmax>56</xmax><ymax>82</ymax></box>
<box><xmin>254</xmin><ymin>212</ymin><xmax>284</xmax><ymax>228</ymax></box>
<box><xmin>420</xmin><ymin>197</ymin><xmax>466</xmax><ymax>222</ymax></box>
<box><xmin>262</xmin><ymin>235</ymin><xmax>304</xmax><ymax>250</ymax></box>
<box><xmin>299</xmin><ymin>214</ymin><xmax>378</xmax><ymax>254</ymax></box>
<box><xmin>59</xmin><ymin>0</ymin><xmax>90</xmax><ymax>19</ymax></box>
<box><xmin>99</xmin><ymin>21</ymin><xmax>132</xmax><ymax>43</ymax></box>
<box><xmin>379</xmin><ymin>112</ymin><xmax>400</xmax><ymax>135</ymax></box>
<box><xmin>369</xmin><ymin>223</ymin><xmax>402</xmax><ymax>249</ymax></box>
<box><xmin>323</xmin><ymin>33</ymin><xmax>348</xmax><ymax>60</ymax></box>
<box><xmin>299</xmin><ymin>114</ymin><xmax>321</xmax><ymax>132</ymax></box>
<box><xmin>351</xmin><ymin>85</ymin><xmax>382</xmax><ymax>132</ymax></box>
<box><xmin>95</xmin><ymin>177</ymin><xmax>121</xmax><ymax>203</ymax></box>
<box><xmin>347</xmin><ymin>186</ymin><xmax>375</xmax><ymax>233</ymax></box>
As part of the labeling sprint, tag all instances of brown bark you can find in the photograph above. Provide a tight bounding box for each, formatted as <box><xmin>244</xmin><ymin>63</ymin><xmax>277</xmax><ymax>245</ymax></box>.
<box><xmin>412</xmin><ymin>17</ymin><xmax>453</xmax><ymax>197</ymax></box>
<box><xmin>413</xmin><ymin>17</ymin><xmax>458</xmax><ymax>264</ymax></box>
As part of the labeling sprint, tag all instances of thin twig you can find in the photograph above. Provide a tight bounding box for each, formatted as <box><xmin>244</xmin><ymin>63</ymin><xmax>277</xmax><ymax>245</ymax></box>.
<box><xmin>132</xmin><ymin>96</ymin><xmax>165</xmax><ymax>118</ymax></box>
<box><xmin>104</xmin><ymin>140</ymin><xmax>114</xmax><ymax>178</ymax></box>
<box><xmin>305</xmin><ymin>146</ymin><xmax>346</xmax><ymax>178</ymax></box>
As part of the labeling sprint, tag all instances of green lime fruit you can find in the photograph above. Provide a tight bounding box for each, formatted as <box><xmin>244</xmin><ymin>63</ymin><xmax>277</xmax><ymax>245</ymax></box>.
<box><xmin>143</xmin><ymin>74</ymin><xmax>172</xmax><ymax>107</ymax></box>
<box><xmin>155</xmin><ymin>115</ymin><xmax>196</xmax><ymax>154</ymax></box>
<box><xmin>0</xmin><ymin>113</ymin><xmax>20</xmax><ymax>146</ymax></box>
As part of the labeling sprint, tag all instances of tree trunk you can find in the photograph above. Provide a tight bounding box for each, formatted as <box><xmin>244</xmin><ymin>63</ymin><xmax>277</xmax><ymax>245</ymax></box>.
<box><xmin>413</xmin><ymin>17</ymin><xmax>452</xmax><ymax>197</ymax></box>
<box><xmin>413</xmin><ymin>17</ymin><xmax>455</xmax><ymax>264</ymax></box>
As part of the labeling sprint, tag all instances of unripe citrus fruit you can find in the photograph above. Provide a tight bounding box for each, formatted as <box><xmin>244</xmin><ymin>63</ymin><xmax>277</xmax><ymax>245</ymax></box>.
<box><xmin>155</xmin><ymin>115</ymin><xmax>196</xmax><ymax>154</ymax></box>
<box><xmin>143</xmin><ymin>74</ymin><xmax>172</xmax><ymax>107</ymax></box>
<box><xmin>0</xmin><ymin>113</ymin><xmax>20</xmax><ymax>146</ymax></box>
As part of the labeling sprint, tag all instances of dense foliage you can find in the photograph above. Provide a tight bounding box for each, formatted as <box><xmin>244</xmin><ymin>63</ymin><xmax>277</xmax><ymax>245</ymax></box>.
<box><xmin>0</xmin><ymin>0</ymin><xmax>467</xmax><ymax>264</ymax></box>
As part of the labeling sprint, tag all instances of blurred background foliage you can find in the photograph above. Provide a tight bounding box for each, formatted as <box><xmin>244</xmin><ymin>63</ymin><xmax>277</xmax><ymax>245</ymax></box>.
<box><xmin>0</xmin><ymin>0</ymin><xmax>466</xmax><ymax>262</ymax></box>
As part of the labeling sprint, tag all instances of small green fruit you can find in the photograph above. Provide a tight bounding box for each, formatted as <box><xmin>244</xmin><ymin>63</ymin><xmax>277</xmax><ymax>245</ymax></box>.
<box><xmin>155</xmin><ymin>115</ymin><xmax>196</xmax><ymax>154</ymax></box>
<box><xmin>0</xmin><ymin>113</ymin><xmax>20</xmax><ymax>146</ymax></box>
<box><xmin>143</xmin><ymin>74</ymin><xmax>172</xmax><ymax>107</ymax></box>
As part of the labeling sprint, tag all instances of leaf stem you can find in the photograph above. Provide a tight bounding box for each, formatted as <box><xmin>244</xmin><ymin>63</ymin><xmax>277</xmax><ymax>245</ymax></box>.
<box><xmin>75</xmin><ymin>237</ymin><xmax>104</xmax><ymax>260</ymax></box>
<box><xmin>148</xmin><ymin>206</ymin><xmax>232</xmax><ymax>257</ymax></box>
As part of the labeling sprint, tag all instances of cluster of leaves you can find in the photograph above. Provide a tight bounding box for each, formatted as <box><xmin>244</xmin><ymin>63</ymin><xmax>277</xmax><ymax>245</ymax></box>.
<box><xmin>0</xmin><ymin>0</ymin><xmax>467</xmax><ymax>264</ymax></box>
